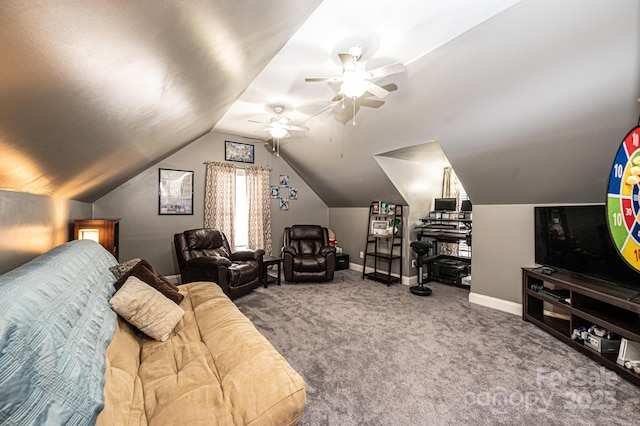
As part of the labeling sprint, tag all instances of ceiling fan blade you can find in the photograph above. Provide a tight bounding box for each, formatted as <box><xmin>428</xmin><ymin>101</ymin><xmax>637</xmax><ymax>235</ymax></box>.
<box><xmin>378</xmin><ymin>83</ymin><xmax>398</xmax><ymax>93</ymax></box>
<box><xmin>338</xmin><ymin>52</ymin><xmax>356</xmax><ymax>71</ymax></box>
<box><xmin>305</xmin><ymin>76</ymin><xmax>342</xmax><ymax>83</ymax></box>
<box><xmin>365</xmin><ymin>81</ymin><xmax>390</xmax><ymax>98</ymax></box>
<box><xmin>284</xmin><ymin>124</ymin><xmax>310</xmax><ymax>132</ymax></box>
<box><xmin>332</xmin><ymin>91</ymin><xmax>344</xmax><ymax>102</ymax></box>
<box><xmin>360</xmin><ymin>99</ymin><xmax>385</xmax><ymax>109</ymax></box>
<box><xmin>248</xmin><ymin>119</ymin><xmax>269</xmax><ymax>125</ymax></box>
<box><xmin>368</xmin><ymin>62</ymin><xmax>405</xmax><ymax>79</ymax></box>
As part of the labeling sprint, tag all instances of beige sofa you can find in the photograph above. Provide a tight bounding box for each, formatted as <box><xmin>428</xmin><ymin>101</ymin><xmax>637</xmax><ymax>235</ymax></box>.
<box><xmin>0</xmin><ymin>240</ymin><xmax>305</xmax><ymax>425</ymax></box>
<box><xmin>98</xmin><ymin>281</ymin><xmax>306</xmax><ymax>425</ymax></box>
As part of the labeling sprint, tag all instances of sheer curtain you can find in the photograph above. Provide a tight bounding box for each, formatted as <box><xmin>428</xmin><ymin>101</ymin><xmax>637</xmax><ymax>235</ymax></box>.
<box><xmin>245</xmin><ymin>165</ymin><xmax>272</xmax><ymax>255</ymax></box>
<box><xmin>440</xmin><ymin>166</ymin><xmax>461</xmax><ymax>256</ymax></box>
<box><xmin>204</xmin><ymin>161</ymin><xmax>236</xmax><ymax>250</ymax></box>
<box><xmin>442</xmin><ymin>166</ymin><xmax>461</xmax><ymax>209</ymax></box>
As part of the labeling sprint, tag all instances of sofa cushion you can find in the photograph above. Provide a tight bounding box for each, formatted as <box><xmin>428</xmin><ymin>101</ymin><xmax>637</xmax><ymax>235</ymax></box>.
<box><xmin>109</xmin><ymin>276</ymin><xmax>185</xmax><ymax>342</ymax></box>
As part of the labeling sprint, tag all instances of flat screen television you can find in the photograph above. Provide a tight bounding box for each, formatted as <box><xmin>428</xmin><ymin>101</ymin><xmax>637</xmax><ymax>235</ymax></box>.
<box><xmin>434</xmin><ymin>198</ymin><xmax>457</xmax><ymax>212</ymax></box>
<box><xmin>535</xmin><ymin>205</ymin><xmax>640</xmax><ymax>292</ymax></box>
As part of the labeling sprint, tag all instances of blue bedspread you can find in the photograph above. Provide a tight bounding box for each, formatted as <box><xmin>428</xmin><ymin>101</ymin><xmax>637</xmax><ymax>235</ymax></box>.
<box><xmin>0</xmin><ymin>240</ymin><xmax>118</xmax><ymax>425</ymax></box>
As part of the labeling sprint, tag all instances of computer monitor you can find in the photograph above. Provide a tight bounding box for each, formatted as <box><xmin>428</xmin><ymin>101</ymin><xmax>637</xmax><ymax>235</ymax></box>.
<box><xmin>434</xmin><ymin>198</ymin><xmax>457</xmax><ymax>212</ymax></box>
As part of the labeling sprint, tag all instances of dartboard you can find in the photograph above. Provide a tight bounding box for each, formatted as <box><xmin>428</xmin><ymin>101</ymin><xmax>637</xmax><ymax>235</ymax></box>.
<box><xmin>607</xmin><ymin>125</ymin><xmax>640</xmax><ymax>272</ymax></box>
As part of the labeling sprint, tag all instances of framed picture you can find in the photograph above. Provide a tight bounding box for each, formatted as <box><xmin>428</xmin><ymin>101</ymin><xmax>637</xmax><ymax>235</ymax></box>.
<box><xmin>270</xmin><ymin>186</ymin><xmax>279</xmax><ymax>198</ymax></box>
<box><xmin>279</xmin><ymin>174</ymin><xmax>289</xmax><ymax>186</ymax></box>
<box><xmin>159</xmin><ymin>168</ymin><xmax>194</xmax><ymax>215</ymax></box>
<box><xmin>225</xmin><ymin>141</ymin><xmax>254</xmax><ymax>163</ymax></box>
<box><xmin>371</xmin><ymin>220</ymin><xmax>389</xmax><ymax>235</ymax></box>
<box><xmin>289</xmin><ymin>187</ymin><xmax>298</xmax><ymax>200</ymax></box>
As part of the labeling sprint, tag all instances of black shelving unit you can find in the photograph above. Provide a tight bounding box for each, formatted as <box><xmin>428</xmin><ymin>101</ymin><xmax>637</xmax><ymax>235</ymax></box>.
<box><xmin>363</xmin><ymin>204</ymin><xmax>403</xmax><ymax>286</ymax></box>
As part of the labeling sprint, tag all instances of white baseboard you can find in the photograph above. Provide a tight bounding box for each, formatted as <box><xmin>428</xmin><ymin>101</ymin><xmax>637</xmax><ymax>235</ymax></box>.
<box><xmin>469</xmin><ymin>291</ymin><xmax>522</xmax><ymax>316</ymax></box>
<box><xmin>349</xmin><ymin>262</ymin><xmax>364</xmax><ymax>273</ymax></box>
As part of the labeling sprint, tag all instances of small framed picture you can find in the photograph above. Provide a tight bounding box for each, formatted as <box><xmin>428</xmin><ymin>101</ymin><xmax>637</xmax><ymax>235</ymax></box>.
<box><xmin>372</xmin><ymin>202</ymin><xmax>380</xmax><ymax>214</ymax></box>
<box><xmin>225</xmin><ymin>141</ymin><xmax>254</xmax><ymax>163</ymax></box>
<box><xmin>279</xmin><ymin>175</ymin><xmax>290</xmax><ymax>186</ymax></box>
<box><xmin>279</xmin><ymin>198</ymin><xmax>289</xmax><ymax>211</ymax></box>
<box><xmin>270</xmin><ymin>186</ymin><xmax>279</xmax><ymax>198</ymax></box>
<box><xmin>289</xmin><ymin>187</ymin><xmax>298</xmax><ymax>200</ymax></box>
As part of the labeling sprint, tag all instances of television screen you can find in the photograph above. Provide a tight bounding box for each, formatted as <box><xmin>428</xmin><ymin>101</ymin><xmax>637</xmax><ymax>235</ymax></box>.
<box><xmin>434</xmin><ymin>198</ymin><xmax>457</xmax><ymax>212</ymax></box>
<box><xmin>535</xmin><ymin>205</ymin><xmax>640</xmax><ymax>291</ymax></box>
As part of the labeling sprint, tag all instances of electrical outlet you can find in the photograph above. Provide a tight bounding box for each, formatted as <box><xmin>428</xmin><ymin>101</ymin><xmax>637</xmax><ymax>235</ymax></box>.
<box><xmin>411</xmin><ymin>259</ymin><xmax>416</xmax><ymax>268</ymax></box>
<box><xmin>360</xmin><ymin>251</ymin><xmax>364</xmax><ymax>259</ymax></box>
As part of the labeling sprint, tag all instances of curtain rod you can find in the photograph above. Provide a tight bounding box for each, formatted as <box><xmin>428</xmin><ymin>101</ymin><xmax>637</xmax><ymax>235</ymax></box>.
<box><xmin>203</xmin><ymin>161</ymin><xmax>271</xmax><ymax>171</ymax></box>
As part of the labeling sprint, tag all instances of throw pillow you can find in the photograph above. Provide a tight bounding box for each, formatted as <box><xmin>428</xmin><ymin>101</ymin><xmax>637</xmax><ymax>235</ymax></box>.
<box><xmin>114</xmin><ymin>260</ymin><xmax>184</xmax><ymax>305</ymax></box>
<box><xmin>108</xmin><ymin>258</ymin><xmax>142</xmax><ymax>279</ymax></box>
<box><xmin>109</xmin><ymin>276</ymin><xmax>185</xmax><ymax>342</ymax></box>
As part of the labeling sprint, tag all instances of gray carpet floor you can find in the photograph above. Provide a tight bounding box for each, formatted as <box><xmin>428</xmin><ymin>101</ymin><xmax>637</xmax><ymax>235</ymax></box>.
<box><xmin>235</xmin><ymin>269</ymin><xmax>640</xmax><ymax>425</ymax></box>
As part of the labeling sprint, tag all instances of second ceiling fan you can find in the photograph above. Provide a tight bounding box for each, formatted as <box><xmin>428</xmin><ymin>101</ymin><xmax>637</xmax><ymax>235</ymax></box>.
<box><xmin>249</xmin><ymin>106</ymin><xmax>309</xmax><ymax>156</ymax></box>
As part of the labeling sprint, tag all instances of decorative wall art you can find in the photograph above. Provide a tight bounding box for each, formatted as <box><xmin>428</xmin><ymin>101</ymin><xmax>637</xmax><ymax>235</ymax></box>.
<box><xmin>288</xmin><ymin>187</ymin><xmax>298</xmax><ymax>200</ymax></box>
<box><xmin>159</xmin><ymin>168</ymin><xmax>194</xmax><ymax>215</ymax></box>
<box><xmin>225</xmin><ymin>141</ymin><xmax>254</xmax><ymax>163</ymax></box>
<box><xmin>272</xmin><ymin>175</ymin><xmax>298</xmax><ymax>211</ymax></box>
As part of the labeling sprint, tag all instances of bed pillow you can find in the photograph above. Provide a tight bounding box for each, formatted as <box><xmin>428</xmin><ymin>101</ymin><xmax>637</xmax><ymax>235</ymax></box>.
<box><xmin>114</xmin><ymin>260</ymin><xmax>183</xmax><ymax>305</ymax></box>
<box><xmin>109</xmin><ymin>276</ymin><xmax>184</xmax><ymax>342</ymax></box>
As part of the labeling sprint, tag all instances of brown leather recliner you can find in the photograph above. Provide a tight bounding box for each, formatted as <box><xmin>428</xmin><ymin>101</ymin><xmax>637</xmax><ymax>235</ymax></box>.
<box><xmin>174</xmin><ymin>228</ymin><xmax>264</xmax><ymax>300</ymax></box>
<box><xmin>282</xmin><ymin>225</ymin><xmax>336</xmax><ymax>282</ymax></box>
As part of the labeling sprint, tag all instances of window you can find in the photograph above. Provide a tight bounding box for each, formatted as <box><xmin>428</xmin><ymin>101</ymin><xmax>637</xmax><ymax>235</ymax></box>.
<box><xmin>458</xmin><ymin>182</ymin><xmax>471</xmax><ymax>257</ymax></box>
<box><xmin>234</xmin><ymin>168</ymin><xmax>248</xmax><ymax>250</ymax></box>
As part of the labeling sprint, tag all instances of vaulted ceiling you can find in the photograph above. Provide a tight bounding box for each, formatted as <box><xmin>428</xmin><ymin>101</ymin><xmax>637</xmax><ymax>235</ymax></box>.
<box><xmin>1</xmin><ymin>0</ymin><xmax>639</xmax><ymax>207</ymax></box>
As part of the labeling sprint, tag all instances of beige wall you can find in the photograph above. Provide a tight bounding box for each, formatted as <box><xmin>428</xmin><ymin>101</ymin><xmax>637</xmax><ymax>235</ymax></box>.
<box><xmin>0</xmin><ymin>190</ymin><xmax>92</xmax><ymax>274</ymax></box>
<box><xmin>470</xmin><ymin>204</ymin><xmax>535</xmax><ymax>304</ymax></box>
<box><xmin>328</xmin><ymin>207</ymin><xmax>369</xmax><ymax>267</ymax></box>
<box><xmin>93</xmin><ymin>131</ymin><xmax>328</xmax><ymax>276</ymax></box>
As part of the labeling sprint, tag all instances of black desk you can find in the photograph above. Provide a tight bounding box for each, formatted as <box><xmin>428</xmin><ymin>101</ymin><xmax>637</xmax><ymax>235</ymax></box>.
<box><xmin>263</xmin><ymin>255</ymin><xmax>282</xmax><ymax>287</ymax></box>
<box><xmin>416</xmin><ymin>228</ymin><xmax>471</xmax><ymax>255</ymax></box>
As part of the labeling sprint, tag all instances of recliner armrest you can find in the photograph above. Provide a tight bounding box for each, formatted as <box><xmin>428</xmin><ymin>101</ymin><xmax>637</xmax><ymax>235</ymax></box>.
<box><xmin>229</xmin><ymin>249</ymin><xmax>265</xmax><ymax>262</ymax></box>
<box><xmin>320</xmin><ymin>246</ymin><xmax>337</xmax><ymax>257</ymax></box>
<box><xmin>186</xmin><ymin>256</ymin><xmax>232</xmax><ymax>268</ymax></box>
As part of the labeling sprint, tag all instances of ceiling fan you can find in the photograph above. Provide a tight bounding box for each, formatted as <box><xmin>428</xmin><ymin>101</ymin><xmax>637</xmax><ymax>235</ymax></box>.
<box><xmin>330</xmin><ymin>83</ymin><xmax>398</xmax><ymax>125</ymax></box>
<box><xmin>248</xmin><ymin>106</ymin><xmax>309</xmax><ymax>156</ymax></box>
<box><xmin>305</xmin><ymin>46</ymin><xmax>404</xmax><ymax>124</ymax></box>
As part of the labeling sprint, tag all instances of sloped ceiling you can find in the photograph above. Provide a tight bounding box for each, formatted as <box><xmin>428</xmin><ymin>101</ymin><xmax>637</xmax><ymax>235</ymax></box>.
<box><xmin>0</xmin><ymin>0</ymin><xmax>321</xmax><ymax>202</ymax></box>
<box><xmin>217</xmin><ymin>0</ymin><xmax>640</xmax><ymax>207</ymax></box>
<box><xmin>1</xmin><ymin>0</ymin><xmax>639</xmax><ymax>207</ymax></box>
